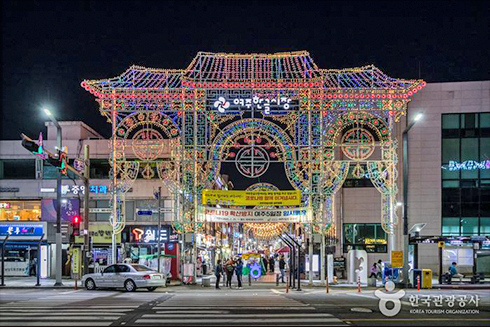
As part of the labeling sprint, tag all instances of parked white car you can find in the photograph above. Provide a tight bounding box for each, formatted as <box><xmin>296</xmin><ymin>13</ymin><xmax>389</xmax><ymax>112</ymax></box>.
<box><xmin>82</xmin><ymin>263</ymin><xmax>166</xmax><ymax>292</ymax></box>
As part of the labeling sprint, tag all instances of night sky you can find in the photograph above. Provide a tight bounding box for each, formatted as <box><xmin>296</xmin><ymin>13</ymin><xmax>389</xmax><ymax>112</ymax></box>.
<box><xmin>1</xmin><ymin>0</ymin><xmax>489</xmax><ymax>140</ymax></box>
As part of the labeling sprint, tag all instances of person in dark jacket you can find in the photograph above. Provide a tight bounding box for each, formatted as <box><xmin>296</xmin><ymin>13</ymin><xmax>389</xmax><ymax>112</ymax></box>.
<box><xmin>269</xmin><ymin>256</ymin><xmax>275</xmax><ymax>273</ymax></box>
<box><xmin>215</xmin><ymin>260</ymin><xmax>223</xmax><ymax>289</ymax></box>
<box><xmin>225</xmin><ymin>259</ymin><xmax>235</xmax><ymax>288</ymax></box>
<box><xmin>235</xmin><ymin>259</ymin><xmax>244</xmax><ymax>289</ymax></box>
<box><xmin>279</xmin><ymin>256</ymin><xmax>286</xmax><ymax>283</ymax></box>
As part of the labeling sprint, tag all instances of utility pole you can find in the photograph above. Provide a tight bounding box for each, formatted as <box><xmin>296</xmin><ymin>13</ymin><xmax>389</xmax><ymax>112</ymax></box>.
<box><xmin>157</xmin><ymin>186</ymin><xmax>162</xmax><ymax>273</ymax></box>
<box><xmin>83</xmin><ymin>145</ymin><xmax>90</xmax><ymax>275</ymax></box>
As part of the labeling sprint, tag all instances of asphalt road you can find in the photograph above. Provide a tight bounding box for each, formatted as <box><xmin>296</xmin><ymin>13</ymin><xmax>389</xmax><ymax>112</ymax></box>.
<box><xmin>0</xmin><ymin>286</ymin><xmax>488</xmax><ymax>326</ymax></box>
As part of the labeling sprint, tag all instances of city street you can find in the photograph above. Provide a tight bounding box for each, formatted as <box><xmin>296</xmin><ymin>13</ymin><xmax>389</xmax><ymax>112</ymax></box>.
<box><xmin>0</xmin><ymin>286</ymin><xmax>489</xmax><ymax>326</ymax></box>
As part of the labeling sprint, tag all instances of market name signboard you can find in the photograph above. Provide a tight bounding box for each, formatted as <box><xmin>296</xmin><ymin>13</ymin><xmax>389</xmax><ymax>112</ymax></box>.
<box><xmin>199</xmin><ymin>207</ymin><xmax>308</xmax><ymax>223</ymax></box>
<box><xmin>202</xmin><ymin>190</ymin><xmax>301</xmax><ymax>206</ymax></box>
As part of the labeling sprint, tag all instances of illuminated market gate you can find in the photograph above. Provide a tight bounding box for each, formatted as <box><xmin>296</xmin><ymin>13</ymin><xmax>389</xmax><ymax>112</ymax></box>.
<box><xmin>82</xmin><ymin>51</ymin><xmax>425</xmax><ymax>276</ymax></box>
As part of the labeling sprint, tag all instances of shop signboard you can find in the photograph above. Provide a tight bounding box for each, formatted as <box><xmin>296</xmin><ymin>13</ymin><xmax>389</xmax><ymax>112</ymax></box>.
<box><xmin>0</xmin><ymin>222</ymin><xmax>47</xmax><ymax>240</ymax></box>
<box><xmin>199</xmin><ymin>206</ymin><xmax>308</xmax><ymax>223</ymax></box>
<box><xmin>202</xmin><ymin>190</ymin><xmax>301</xmax><ymax>206</ymax></box>
<box><xmin>74</xmin><ymin>223</ymin><xmax>120</xmax><ymax>244</ymax></box>
<box><xmin>129</xmin><ymin>226</ymin><xmax>178</xmax><ymax>244</ymax></box>
<box><xmin>41</xmin><ymin>199</ymin><xmax>79</xmax><ymax>222</ymax></box>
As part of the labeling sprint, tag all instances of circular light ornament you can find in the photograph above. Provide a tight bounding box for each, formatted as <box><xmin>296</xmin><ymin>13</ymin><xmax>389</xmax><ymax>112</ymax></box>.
<box><xmin>341</xmin><ymin>128</ymin><xmax>375</xmax><ymax>160</ymax></box>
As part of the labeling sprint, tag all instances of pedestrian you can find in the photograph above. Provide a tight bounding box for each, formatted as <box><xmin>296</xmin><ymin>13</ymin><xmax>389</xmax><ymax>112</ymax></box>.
<box><xmin>269</xmin><ymin>256</ymin><xmax>275</xmax><ymax>273</ymax></box>
<box><xmin>369</xmin><ymin>263</ymin><xmax>378</xmax><ymax>279</ymax></box>
<box><xmin>215</xmin><ymin>260</ymin><xmax>223</xmax><ymax>289</ymax></box>
<box><xmin>274</xmin><ymin>257</ymin><xmax>281</xmax><ymax>286</ymax></box>
<box><xmin>376</xmin><ymin>259</ymin><xmax>383</xmax><ymax>279</ymax></box>
<box><xmin>235</xmin><ymin>258</ymin><xmax>243</xmax><ymax>289</ymax></box>
<box><xmin>225</xmin><ymin>259</ymin><xmax>235</xmax><ymax>288</ymax></box>
<box><xmin>279</xmin><ymin>255</ymin><xmax>286</xmax><ymax>283</ymax></box>
<box><xmin>263</xmin><ymin>256</ymin><xmax>268</xmax><ymax>273</ymax></box>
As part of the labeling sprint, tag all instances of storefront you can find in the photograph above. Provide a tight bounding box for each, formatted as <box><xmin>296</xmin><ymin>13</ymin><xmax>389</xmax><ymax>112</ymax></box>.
<box><xmin>0</xmin><ymin>221</ymin><xmax>48</xmax><ymax>277</ymax></box>
<box><xmin>121</xmin><ymin>225</ymin><xmax>180</xmax><ymax>279</ymax></box>
<box><xmin>0</xmin><ymin>200</ymin><xmax>42</xmax><ymax>221</ymax></box>
<box><xmin>74</xmin><ymin>223</ymin><xmax>121</xmax><ymax>272</ymax></box>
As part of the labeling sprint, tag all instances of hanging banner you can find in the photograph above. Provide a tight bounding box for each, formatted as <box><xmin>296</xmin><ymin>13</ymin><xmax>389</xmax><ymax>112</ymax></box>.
<box><xmin>198</xmin><ymin>206</ymin><xmax>308</xmax><ymax>223</ymax></box>
<box><xmin>202</xmin><ymin>190</ymin><xmax>301</xmax><ymax>206</ymax></box>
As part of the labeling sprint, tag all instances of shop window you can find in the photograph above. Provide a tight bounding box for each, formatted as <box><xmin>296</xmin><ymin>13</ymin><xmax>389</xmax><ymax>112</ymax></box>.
<box><xmin>0</xmin><ymin>201</ymin><xmax>41</xmax><ymax>221</ymax></box>
<box><xmin>0</xmin><ymin>160</ymin><xmax>36</xmax><ymax>179</ymax></box>
<box><xmin>343</xmin><ymin>223</ymin><xmax>387</xmax><ymax>253</ymax></box>
<box><xmin>90</xmin><ymin>160</ymin><xmax>111</xmax><ymax>179</ymax></box>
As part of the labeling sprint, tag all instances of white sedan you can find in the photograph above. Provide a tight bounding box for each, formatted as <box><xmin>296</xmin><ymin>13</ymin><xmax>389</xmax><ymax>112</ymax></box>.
<box><xmin>82</xmin><ymin>264</ymin><xmax>166</xmax><ymax>292</ymax></box>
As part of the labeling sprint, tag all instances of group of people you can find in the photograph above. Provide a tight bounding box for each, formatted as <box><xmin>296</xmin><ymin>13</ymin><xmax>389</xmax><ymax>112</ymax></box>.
<box><xmin>214</xmin><ymin>258</ymin><xmax>244</xmax><ymax>289</ymax></box>
<box><xmin>214</xmin><ymin>254</ymin><xmax>288</xmax><ymax>289</ymax></box>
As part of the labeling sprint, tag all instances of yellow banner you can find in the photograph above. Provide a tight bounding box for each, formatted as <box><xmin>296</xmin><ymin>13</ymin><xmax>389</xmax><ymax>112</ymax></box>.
<box><xmin>391</xmin><ymin>251</ymin><xmax>403</xmax><ymax>268</ymax></box>
<box><xmin>202</xmin><ymin>190</ymin><xmax>301</xmax><ymax>206</ymax></box>
<box><xmin>71</xmin><ymin>248</ymin><xmax>80</xmax><ymax>275</ymax></box>
<box><xmin>75</xmin><ymin>223</ymin><xmax>121</xmax><ymax>244</ymax></box>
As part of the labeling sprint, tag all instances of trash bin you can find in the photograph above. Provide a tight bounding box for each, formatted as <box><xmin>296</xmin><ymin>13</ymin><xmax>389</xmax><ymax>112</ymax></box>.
<box><xmin>411</xmin><ymin>269</ymin><xmax>422</xmax><ymax>288</ymax></box>
<box><xmin>422</xmin><ymin>269</ymin><xmax>432</xmax><ymax>289</ymax></box>
<box><xmin>202</xmin><ymin>276</ymin><xmax>211</xmax><ymax>287</ymax></box>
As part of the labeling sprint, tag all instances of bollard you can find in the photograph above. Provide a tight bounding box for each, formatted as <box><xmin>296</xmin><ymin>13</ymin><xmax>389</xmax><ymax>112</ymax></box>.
<box><xmin>417</xmin><ymin>275</ymin><xmax>420</xmax><ymax>291</ymax></box>
<box><xmin>74</xmin><ymin>276</ymin><xmax>78</xmax><ymax>290</ymax></box>
<box><xmin>357</xmin><ymin>276</ymin><xmax>361</xmax><ymax>293</ymax></box>
<box><xmin>326</xmin><ymin>279</ymin><xmax>329</xmax><ymax>294</ymax></box>
<box><xmin>286</xmin><ymin>274</ymin><xmax>289</xmax><ymax>293</ymax></box>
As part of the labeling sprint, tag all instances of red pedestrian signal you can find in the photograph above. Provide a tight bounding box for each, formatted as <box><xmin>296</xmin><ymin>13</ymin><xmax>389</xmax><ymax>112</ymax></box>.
<box><xmin>72</xmin><ymin>215</ymin><xmax>81</xmax><ymax>236</ymax></box>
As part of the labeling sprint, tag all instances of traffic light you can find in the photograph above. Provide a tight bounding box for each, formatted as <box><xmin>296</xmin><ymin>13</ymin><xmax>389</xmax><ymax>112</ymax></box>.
<box><xmin>21</xmin><ymin>134</ymin><xmax>42</xmax><ymax>155</ymax></box>
<box><xmin>72</xmin><ymin>215</ymin><xmax>81</xmax><ymax>236</ymax></box>
<box><xmin>46</xmin><ymin>150</ymin><xmax>67</xmax><ymax>175</ymax></box>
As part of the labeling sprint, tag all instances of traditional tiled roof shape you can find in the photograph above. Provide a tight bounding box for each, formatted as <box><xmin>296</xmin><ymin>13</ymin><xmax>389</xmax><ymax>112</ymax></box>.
<box><xmin>82</xmin><ymin>51</ymin><xmax>425</xmax><ymax>95</ymax></box>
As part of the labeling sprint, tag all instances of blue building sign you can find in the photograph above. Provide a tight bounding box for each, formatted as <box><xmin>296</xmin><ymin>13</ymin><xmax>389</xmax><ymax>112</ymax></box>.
<box><xmin>0</xmin><ymin>223</ymin><xmax>46</xmax><ymax>240</ymax></box>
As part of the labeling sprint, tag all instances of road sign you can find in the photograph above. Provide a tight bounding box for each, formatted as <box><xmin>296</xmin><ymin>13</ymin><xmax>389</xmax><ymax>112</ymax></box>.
<box><xmin>391</xmin><ymin>251</ymin><xmax>403</xmax><ymax>267</ymax></box>
<box><xmin>137</xmin><ymin>210</ymin><xmax>153</xmax><ymax>216</ymax></box>
<box><xmin>438</xmin><ymin>241</ymin><xmax>445</xmax><ymax>248</ymax></box>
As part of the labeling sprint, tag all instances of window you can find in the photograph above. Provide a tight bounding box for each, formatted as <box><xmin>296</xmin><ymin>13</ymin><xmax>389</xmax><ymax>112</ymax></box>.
<box><xmin>116</xmin><ymin>265</ymin><xmax>131</xmax><ymax>273</ymax></box>
<box><xmin>90</xmin><ymin>159</ymin><xmax>111</xmax><ymax>179</ymax></box>
<box><xmin>103</xmin><ymin>265</ymin><xmax>116</xmax><ymax>273</ymax></box>
<box><xmin>0</xmin><ymin>160</ymin><xmax>36</xmax><ymax>179</ymax></box>
<box><xmin>343</xmin><ymin>223</ymin><xmax>387</xmax><ymax>253</ymax></box>
<box><xmin>343</xmin><ymin>164</ymin><xmax>374</xmax><ymax>188</ymax></box>
<box><xmin>441</xmin><ymin>112</ymin><xmax>490</xmax><ymax>236</ymax></box>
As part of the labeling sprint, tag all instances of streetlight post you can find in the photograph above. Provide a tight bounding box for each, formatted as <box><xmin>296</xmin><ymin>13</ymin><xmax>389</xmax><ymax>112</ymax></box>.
<box><xmin>44</xmin><ymin>108</ymin><xmax>63</xmax><ymax>286</ymax></box>
<box><xmin>402</xmin><ymin>112</ymin><xmax>423</xmax><ymax>288</ymax></box>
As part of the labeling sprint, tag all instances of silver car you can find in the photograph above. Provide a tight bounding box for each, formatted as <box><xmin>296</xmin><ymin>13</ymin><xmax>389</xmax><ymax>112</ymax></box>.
<box><xmin>82</xmin><ymin>264</ymin><xmax>166</xmax><ymax>292</ymax></box>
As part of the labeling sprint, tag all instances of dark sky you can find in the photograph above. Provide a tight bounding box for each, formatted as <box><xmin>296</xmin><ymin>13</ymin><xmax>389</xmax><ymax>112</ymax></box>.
<box><xmin>1</xmin><ymin>0</ymin><xmax>489</xmax><ymax>140</ymax></box>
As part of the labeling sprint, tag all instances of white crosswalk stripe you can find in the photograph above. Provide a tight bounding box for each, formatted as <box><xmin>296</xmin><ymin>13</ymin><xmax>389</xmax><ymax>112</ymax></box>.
<box><xmin>0</xmin><ymin>305</ymin><xmax>130</xmax><ymax>326</ymax></box>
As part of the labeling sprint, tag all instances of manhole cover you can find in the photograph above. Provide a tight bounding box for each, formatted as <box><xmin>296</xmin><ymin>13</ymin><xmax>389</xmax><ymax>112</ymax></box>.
<box><xmin>350</xmin><ymin>307</ymin><xmax>373</xmax><ymax>313</ymax></box>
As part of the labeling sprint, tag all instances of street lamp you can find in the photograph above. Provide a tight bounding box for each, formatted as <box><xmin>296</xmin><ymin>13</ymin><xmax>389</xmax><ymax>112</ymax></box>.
<box><xmin>402</xmin><ymin>112</ymin><xmax>423</xmax><ymax>288</ymax></box>
<box><xmin>43</xmin><ymin>107</ymin><xmax>63</xmax><ymax>287</ymax></box>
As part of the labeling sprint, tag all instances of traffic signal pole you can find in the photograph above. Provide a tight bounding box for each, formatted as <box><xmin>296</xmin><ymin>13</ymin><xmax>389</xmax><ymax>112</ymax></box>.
<box><xmin>83</xmin><ymin>145</ymin><xmax>90</xmax><ymax>276</ymax></box>
<box><xmin>54</xmin><ymin>123</ymin><xmax>63</xmax><ymax>286</ymax></box>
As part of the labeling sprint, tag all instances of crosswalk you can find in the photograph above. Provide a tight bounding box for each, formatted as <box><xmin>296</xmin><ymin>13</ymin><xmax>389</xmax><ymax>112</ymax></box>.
<box><xmin>131</xmin><ymin>306</ymin><xmax>347</xmax><ymax>326</ymax></box>
<box><xmin>0</xmin><ymin>290</ymin><xmax>348</xmax><ymax>326</ymax></box>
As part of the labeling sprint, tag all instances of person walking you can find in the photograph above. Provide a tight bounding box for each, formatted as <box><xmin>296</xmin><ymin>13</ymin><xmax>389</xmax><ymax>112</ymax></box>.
<box><xmin>274</xmin><ymin>256</ymin><xmax>281</xmax><ymax>286</ymax></box>
<box><xmin>235</xmin><ymin>258</ymin><xmax>244</xmax><ymax>289</ymax></box>
<box><xmin>225</xmin><ymin>259</ymin><xmax>235</xmax><ymax>288</ymax></box>
<box><xmin>263</xmin><ymin>256</ymin><xmax>268</xmax><ymax>273</ymax></box>
<box><xmin>279</xmin><ymin>255</ymin><xmax>286</xmax><ymax>283</ymax></box>
<box><xmin>369</xmin><ymin>263</ymin><xmax>379</xmax><ymax>279</ymax></box>
<box><xmin>269</xmin><ymin>256</ymin><xmax>275</xmax><ymax>273</ymax></box>
<box><xmin>215</xmin><ymin>260</ymin><xmax>223</xmax><ymax>289</ymax></box>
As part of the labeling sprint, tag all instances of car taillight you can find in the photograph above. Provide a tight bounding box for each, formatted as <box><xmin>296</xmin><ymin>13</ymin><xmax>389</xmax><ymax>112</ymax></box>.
<box><xmin>143</xmin><ymin>275</ymin><xmax>151</xmax><ymax>280</ymax></box>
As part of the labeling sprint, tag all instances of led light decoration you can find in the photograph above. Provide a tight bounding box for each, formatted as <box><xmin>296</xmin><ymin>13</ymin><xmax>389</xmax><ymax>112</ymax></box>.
<box><xmin>82</xmin><ymin>51</ymin><xmax>424</xmax><ymax>240</ymax></box>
